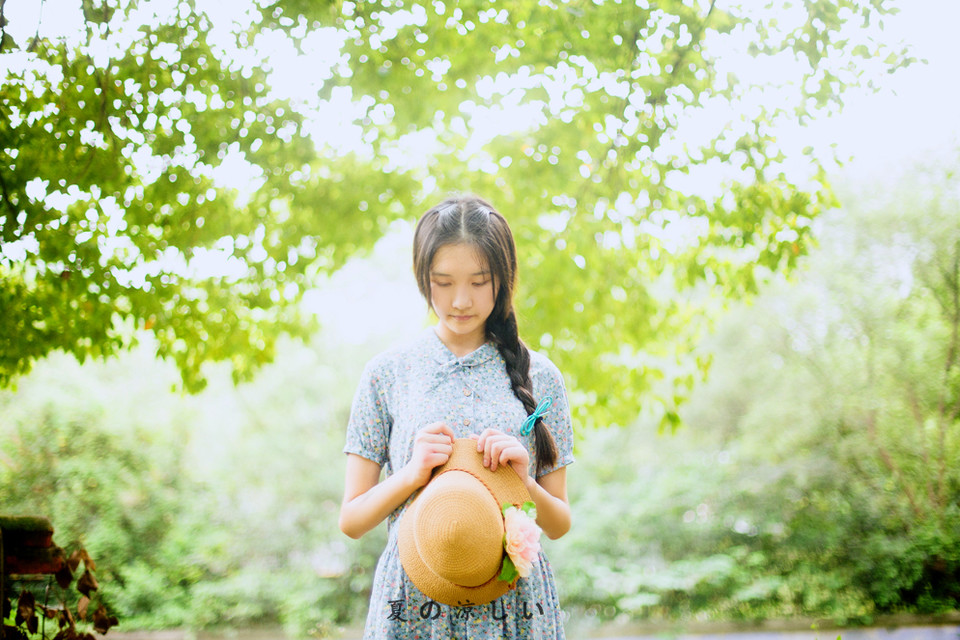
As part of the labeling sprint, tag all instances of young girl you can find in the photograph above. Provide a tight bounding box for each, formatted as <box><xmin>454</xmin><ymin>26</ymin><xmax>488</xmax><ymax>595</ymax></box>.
<box><xmin>339</xmin><ymin>195</ymin><xmax>574</xmax><ymax>638</ymax></box>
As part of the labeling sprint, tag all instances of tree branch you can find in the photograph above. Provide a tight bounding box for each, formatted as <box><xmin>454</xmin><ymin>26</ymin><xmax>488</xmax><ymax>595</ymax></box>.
<box><xmin>864</xmin><ymin>409</ymin><xmax>923</xmax><ymax>519</ymax></box>
<box><xmin>862</xmin><ymin>315</ymin><xmax>925</xmax><ymax>520</ymax></box>
<box><xmin>0</xmin><ymin>166</ymin><xmax>20</xmax><ymax>244</ymax></box>
<box><xmin>27</xmin><ymin>0</ymin><xmax>46</xmax><ymax>53</ymax></box>
<box><xmin>935</xmin><ymin>240</ymin><xmax>960</xmax><ymax>508</ymax></box>
<box><xmin>0</xmin><ymin>0</ymin><xmax>8</xmax><ymax>53</ymax></box>
<box><xmin>905</xmin><ymin>380</ymin><xmax>936</xmax><ymax>507</ymax></box>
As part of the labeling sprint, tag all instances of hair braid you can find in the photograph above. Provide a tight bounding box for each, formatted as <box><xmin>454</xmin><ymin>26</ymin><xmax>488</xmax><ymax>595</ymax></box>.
<box><xmin>487</xmin><ymin>311</ymin><xmax>558</xmax><ymax>475</ymax></box>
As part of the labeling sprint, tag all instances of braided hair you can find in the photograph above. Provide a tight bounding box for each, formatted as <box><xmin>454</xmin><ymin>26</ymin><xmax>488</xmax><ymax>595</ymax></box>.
<box><xmin>412</xmin><ymin>195</ymin><xmax>558</xmax><ymax>474</ymax></box>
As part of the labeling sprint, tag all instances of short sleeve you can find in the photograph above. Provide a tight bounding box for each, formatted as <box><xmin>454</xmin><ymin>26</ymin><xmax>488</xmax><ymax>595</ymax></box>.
<box><xmin>531</xmin><ymin>354</ymin><xmax>575</xmax><ymax>477</ymax></box>
<box><xmin>343</xmin><ymin>356</ymin><xmax>393</xmax><ymax>467</ymax></box>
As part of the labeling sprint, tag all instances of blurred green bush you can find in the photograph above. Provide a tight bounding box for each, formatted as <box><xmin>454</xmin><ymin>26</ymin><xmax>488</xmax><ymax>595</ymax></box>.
<box><xmin>1</xmin><ymin>336</ymin><xmax>386</xmax><ymax>636</ymax></box>
<box><xmin>3</xmin><ymin>161</ymin><xmax>960</xmax><ymax>635</ymax></box>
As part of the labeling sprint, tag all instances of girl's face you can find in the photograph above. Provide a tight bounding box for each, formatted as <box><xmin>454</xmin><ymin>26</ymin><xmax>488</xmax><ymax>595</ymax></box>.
<box><xmin>429</xmin><ymin>243</ymin><xmax>496</xmax><ymax>353</ymax></box>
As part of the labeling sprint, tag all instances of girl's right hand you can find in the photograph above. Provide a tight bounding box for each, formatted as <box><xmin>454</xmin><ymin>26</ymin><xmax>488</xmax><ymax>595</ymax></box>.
<box><xmin>403</xmin><ymin>422</ymin><xmax>456</xmax><ymax>490</ymax></box>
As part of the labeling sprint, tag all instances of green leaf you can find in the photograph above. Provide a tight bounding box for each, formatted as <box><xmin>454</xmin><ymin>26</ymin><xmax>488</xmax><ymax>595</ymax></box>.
<box><xmin>498</xmin><ymin>556</ymin><xmax>519</xmax><ymax>584</ymax></box>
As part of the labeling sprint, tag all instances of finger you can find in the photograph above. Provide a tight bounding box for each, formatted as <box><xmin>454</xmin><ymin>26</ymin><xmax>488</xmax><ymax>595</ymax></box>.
<box><xmin>483</xmin><ymin>431</ymin><xmax>510</xmax><ymax>455</ymax></box>
<box><xmin>417</xmin><ymin>432</ymin><xmax>455</xmax><ymax>448</ymax></box>
<box><xmin>421</xmin><ymin>422</ymin><xmax>448</xmax><ymax>436</ymax></box>
<box><xmin>499</xmin><ymin>444</ymin><xmax>524</xmax><ymax>467</ymax></box>
<box><xmin>478</xmin><ymin>433</ymin><xmax>500</xmax><ymax>467</ymax></box>
<box><xmin>492</xmin><ymin>436</ymin><xmax>526</xmax><ymax>472</ymax></box>
<box><xmin>412</xmin><ymin>443</ymin><xmax>452</xmax><ymax>470</ymax></box>
<box><xmin>501</xmin><ymin>447</ymin><xmax>530</xmax><ymax>480</ymax></box>
<box><xmin>439</xmin><ymin>422</ymin><xmax>456</xmax><ymax>441</ymax></box>
<box><xmin>475</xmin><ymin>428</ymin><xmax>503</xmax><ymax>452</ymax></box>
<box><xmin>424</xmin><ymin>452</ymin><xmax>451</xmax><ymax>468</ymax></box>
<box><xmin>417</xmin><ymin>432</ymin><xmax>454</xmax><ymax>446</ymax></box>
<box><xmin>428</xmin><ymin>441</ymin><xmax>454</xmax><ymax>456</ymax></box>
<box><xmin>486</xmin><ymin>436</ymin><xmax>512</xmax><ymax>471</ymax></box>
<box><xmin>423</xmin><ymin>422</ymin><xmax>455</xmax><ymax>442</ymax></box>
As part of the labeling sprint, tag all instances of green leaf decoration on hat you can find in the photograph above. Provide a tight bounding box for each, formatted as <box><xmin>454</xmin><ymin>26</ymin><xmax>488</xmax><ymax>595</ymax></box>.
<box><xmin>498</xmin><ymin>556</ymin><xmax>520</xmax><ymax>584</ymax></box>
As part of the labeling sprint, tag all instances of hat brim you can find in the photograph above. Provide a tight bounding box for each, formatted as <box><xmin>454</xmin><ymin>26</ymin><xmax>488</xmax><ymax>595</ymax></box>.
<box><xmin>397</xmin><ymin>438</ymin><xmax>531</xmax><ymax>607</ymax></box>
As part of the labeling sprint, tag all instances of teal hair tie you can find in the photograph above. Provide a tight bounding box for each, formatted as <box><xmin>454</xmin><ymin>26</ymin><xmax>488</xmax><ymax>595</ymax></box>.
<box><xmin>520</xmin><ymin>396</ymin><xmax>553</xmax><ymax>436</ymax></box>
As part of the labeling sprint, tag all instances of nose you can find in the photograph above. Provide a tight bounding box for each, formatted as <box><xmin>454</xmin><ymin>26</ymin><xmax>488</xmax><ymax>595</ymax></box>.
<box><xmin>452</xmin><ymin>284</ymin><xmax>472</xmax><ymax>310</ymax></box>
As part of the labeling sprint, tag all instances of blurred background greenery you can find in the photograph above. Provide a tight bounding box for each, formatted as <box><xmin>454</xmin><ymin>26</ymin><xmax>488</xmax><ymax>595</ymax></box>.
<box><xmin>2</xmin><ymin>0</ymin><xmax>959</xmax><ymax>638</ymax></box>
<box><xmin>3</xmin><ymin>159</ymin><xmax>959</xmax><ymax>637</ymax></box>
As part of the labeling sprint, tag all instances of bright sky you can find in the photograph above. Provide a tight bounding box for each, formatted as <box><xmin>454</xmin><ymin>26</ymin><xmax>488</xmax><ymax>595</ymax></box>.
<box><xmin>804</xmin><ymin>0</ymin><xmax>960</xmax><ymax>178</ymax></box>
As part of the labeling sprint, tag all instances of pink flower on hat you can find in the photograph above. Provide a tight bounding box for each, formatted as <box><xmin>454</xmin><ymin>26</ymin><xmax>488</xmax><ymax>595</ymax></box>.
<box><xmin>500</xmin><ymin>502</ymin><xmax>541</xmax><ymax>580</ymax></box>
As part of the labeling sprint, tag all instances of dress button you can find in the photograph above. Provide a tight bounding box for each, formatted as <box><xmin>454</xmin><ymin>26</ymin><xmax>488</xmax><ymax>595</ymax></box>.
<box><xmin>463</xmin><ymin>418</ymin><xmax>471</xmax><ymax>426</ymax></box>
<box><xmin>463</xmin><ymin>388</ymin><xmax>472</xmax><ymax>396</ymax></box>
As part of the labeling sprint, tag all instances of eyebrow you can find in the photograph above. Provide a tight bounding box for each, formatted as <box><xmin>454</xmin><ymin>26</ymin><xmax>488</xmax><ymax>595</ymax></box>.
<box><xmin>430</xmin><ymin>269</ymin><xmax>491</xmax><ymax>277</ymax></box>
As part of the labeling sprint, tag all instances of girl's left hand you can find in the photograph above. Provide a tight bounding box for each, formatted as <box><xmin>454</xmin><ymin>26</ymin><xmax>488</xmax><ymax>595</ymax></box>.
<box><xmin>472</xmin><ymin>429</ymin><xmax>530</xmax><ymax>480</ymax></box>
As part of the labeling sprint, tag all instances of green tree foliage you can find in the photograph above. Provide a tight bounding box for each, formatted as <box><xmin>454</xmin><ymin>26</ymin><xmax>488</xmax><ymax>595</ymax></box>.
<box><xmin>0</xmin><ymin>0</ymin><xmax>420</xmax><ymax>392</ymax></box>
<box><xmin>0</xmin><ymin>0</ymin><xmax>913</xmax><ymax>426</ymax></box>
<box><xmin>554</xmin><ymin>156</ymin><xmax>960</xmax><ymax>625</ymax></box>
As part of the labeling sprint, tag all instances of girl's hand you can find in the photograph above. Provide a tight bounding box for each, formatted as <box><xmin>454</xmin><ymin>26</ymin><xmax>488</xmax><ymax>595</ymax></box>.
<box><xmin>472</xmin><ymin>429</ymin><xmax>530</xmax><ymax>480</ymax></box>
<box><xmin>404</xmin><ymin>422</ymin><xmax>456</xmax><ymax>490</ymax></box>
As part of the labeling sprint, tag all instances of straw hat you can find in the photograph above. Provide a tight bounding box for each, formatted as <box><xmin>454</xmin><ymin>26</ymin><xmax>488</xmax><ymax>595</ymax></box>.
<box><xmin>398</xmin><ymin>438</ymin><xmax>532</xmax><ymax>607</ymax></box>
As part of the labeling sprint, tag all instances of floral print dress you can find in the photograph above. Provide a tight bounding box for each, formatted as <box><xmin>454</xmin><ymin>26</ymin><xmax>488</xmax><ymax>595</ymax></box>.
<box><xmin>344</xmin><ymin>327</ymin><xmax>575</xmax><ymax>639</ymax></box>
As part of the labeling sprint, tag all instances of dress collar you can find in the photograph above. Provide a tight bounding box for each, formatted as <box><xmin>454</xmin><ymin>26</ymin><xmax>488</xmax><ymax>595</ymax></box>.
<box><xmin>425</xmin><ymin>327</ymin><xmax>498</xmax><ymax>368</ymax></box>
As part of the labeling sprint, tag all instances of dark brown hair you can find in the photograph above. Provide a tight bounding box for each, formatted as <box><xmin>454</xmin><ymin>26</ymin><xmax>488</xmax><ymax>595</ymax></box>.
<box><xmin>412</xmin><ymin>195</ymin><xmax>558</xmax><ymax>474</ymax></box>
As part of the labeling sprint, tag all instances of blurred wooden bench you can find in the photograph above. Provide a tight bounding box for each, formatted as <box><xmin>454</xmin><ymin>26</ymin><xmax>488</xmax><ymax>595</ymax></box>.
<box><xmin>0</xmin><ymin>516</ymin><xmax>69</xmax><ymax>640</ymax></box>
